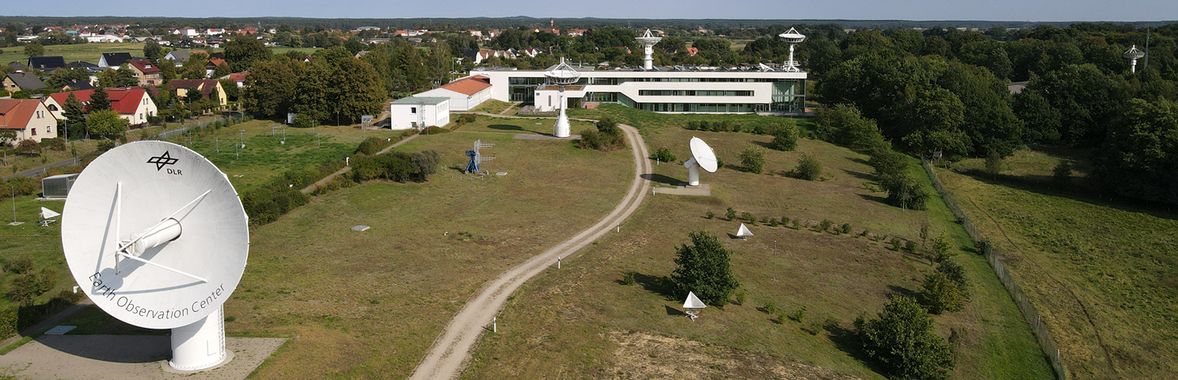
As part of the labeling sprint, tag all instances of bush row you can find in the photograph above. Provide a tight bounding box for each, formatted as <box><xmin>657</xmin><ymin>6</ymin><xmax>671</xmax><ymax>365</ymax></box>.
<box><xmin>578</xmin><ymin>118</ymin><xmax>624</xmax><ymax>151</ymax></box>
<box><xmin>683</xmin><ymin>119</ymin><xmax>793</xmax><ymax>136</ymax></box>
<box><xmin>350</xmin><ymin>150</ymin><xmax>440</xmax><ymax>183</ymax></box>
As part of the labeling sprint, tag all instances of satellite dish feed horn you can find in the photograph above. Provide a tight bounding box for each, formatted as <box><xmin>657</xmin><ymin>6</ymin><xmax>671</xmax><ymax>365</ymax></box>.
<box><xmin>683</xmin><ymin>137</ymin><xmax>718</xmax><ymax>187</ymax></box>
<box><xmin>61</xmin><ymin>141</ymin><xmax>249</xmax><ymax>372</ymax></box>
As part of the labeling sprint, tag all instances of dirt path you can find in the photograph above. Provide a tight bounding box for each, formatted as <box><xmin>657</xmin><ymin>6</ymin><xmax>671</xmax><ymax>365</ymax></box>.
<box><xmin>409</xmin><ymin>124</ymin><xmax>652</xmax><ymax>380</ymax></box>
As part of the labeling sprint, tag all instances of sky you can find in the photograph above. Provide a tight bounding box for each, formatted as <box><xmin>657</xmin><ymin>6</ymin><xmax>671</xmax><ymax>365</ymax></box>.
<box><xmin>4</xmin><ymin>0</ymin><xmax>1177</xmax><ymax>21</ymax></box>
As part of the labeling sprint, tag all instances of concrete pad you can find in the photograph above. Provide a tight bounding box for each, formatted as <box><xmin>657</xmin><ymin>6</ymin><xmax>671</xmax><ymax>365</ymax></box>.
<box><xmin>652</xmin><ymin>184</ymin><xmax>712</xmax><ymax>196</ymax></box>
<box><xmin>0</xmin><ymin>335</ymin><xmax>285</xmax><ymax>380</ymax></box>
<box><xmin>43</xmin><ymin>325</ymin><xmax>76</xmax><ymax>335</ymax></box>
<box><xmin>513</xmin><ymin>133</ymin><xmax>581</xmax><ymax>141</ymax></box>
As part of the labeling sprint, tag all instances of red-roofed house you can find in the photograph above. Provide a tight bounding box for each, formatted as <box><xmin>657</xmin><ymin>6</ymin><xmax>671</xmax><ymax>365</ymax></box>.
<box><xmin>0</xmin><ymin>99</ymin><xmax>58</xmax><ymax>145</ymax></box>
<box><xmin>413</xmin><ymin>75</ymin><xmax>492</xmax><ymax>111</ymax></box>
<box><xmin>221</xmin><ymin>71</ymin><xmax>249</xmax><ymax>88</ymax></box>
<box><xmin>43</xmin><ymin>87</ymin><xmax>158</xmax><ymax>126</ymax></box>
<box><xmin>128</xmin><ymin>59</ymin><xmax>162</xmax><ymax>86</ymax></box>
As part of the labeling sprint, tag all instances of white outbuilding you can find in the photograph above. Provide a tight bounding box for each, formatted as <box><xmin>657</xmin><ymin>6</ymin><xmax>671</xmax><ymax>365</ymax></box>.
<box><xmin>390</xmin><ymin>96</ymin><xmax>450</xmax><ymax>130</ymax></box>
<box><xmin>413</xmin><ymin>75</ymin><xmax>492</xmax><ymax>112</ymax></box>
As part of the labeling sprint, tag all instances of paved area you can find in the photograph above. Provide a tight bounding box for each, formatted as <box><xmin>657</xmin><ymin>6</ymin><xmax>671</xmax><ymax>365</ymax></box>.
<box><xmin>652</xmin><ymin>184</ymin><xmax>712</xmax><ymax>196</ymax></box>
<box><xmin>409</xmin><ymin>123</ymin><xmax>652</xmax><ymax>380</ymax></box>
<box><xmin>512</xmin><ymin>133</ymin><xmax>581</xmax><ymax>140</ymax></box>
<box><xmin>0</xmin><ymin>335</ymin><xmax>285</xmax><ymax>380</ymax></box>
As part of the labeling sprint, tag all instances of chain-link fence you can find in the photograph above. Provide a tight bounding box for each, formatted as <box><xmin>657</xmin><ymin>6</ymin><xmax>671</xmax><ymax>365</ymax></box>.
<box><xmin>922</xmin><ymin>160</ymin><xmax>1068</xmax><ymax>380</ymax></box>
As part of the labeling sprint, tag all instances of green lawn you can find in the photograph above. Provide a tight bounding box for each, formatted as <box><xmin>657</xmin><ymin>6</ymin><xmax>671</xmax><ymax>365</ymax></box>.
<box><xmin>462</xmin><ymin>117</ymin><xmax>1052</xmax><ymax>379</ymax></box>
<box><xmin>937</xmin><ymin>155</ymin><xmax>1178</xmax><ymax>378</ymax></box>
<box><xmin>469</xmin><ymin>99</ymin><xmax>514</xmax><ymax>115</ymax></box>
<box><xmin>0</xmin><ymin>196</ymin><xmax>74</xmax><ymax>315</ymax></box>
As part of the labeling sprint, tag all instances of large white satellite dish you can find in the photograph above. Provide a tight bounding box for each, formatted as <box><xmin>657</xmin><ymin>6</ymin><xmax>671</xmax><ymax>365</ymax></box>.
<box><xmin>684</xmin><ymin>137</ymin><xmax>718</xmax><ymax>187</ymax></box>
<box><xmin>61</xmin><ymin>140</ymin><xmax>249</xmax><ymax>372</ymax></box>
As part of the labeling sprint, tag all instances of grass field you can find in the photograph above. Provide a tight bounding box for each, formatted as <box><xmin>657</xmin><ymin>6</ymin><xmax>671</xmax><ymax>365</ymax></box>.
<box><xmin>0</xmin><ymin>196</ymin><xmax>74</xmax><ymax>314</ymax></box>
<box><xmin>469</xmin><ymin>100</ymin><xmax>514</xmax><ymax>115</ymax></box>
<box><xmin>0</xmin><ymin>42</ymin><xmax>319</xmax><ymax>67</ymax></box>
<box><xmin>461</xmin><ymin>119</ymin><xmax>1053</xmax><ymax>378</ymax></box>
<box><xmin>210</xmin><ymin>116</ymin><xmax>634</xmax><ymax>378</ymax></box>
<box><xmin>937</xmin><ymin>152</ymin><xmax>1178</xmax><ymax>378</ymax></box>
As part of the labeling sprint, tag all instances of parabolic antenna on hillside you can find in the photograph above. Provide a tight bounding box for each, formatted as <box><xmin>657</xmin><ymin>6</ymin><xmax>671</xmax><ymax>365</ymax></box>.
<box><xmin>684</xmin><ymin>137</ymin><xmax>718</xmax><ymax>186</ymax></box>
<box><xmin>61</xmin><ymin>140</ymin><xmax>248</xmax><ymax>371</ymax></box>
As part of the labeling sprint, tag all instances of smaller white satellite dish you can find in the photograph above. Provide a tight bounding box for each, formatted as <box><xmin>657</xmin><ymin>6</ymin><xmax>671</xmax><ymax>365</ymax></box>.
<box><xmin>735</xmin><ymin>223</ymin><xmax>753</xmax><ymax>239</ymax></box>
<box><xmin>39</xmin><ymin>207</ymin><xmax>60</xmax><ymax>226</ymax></box>
<box><xmin>683</xmin><ymin>291</ymin><xmax>706</xmax><ymax>321</ymax></box>
<box><xmin>683</xmin><ymin>137</ymin><xmax>718</xmax><ymax>187</ymax></box>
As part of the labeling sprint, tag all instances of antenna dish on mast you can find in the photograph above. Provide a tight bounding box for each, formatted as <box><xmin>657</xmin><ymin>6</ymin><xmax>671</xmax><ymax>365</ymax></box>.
<box><xmin>683</xmin><ymin>137</ymin><xmax>717</xmax><ymax>187</ymax></box>
<box><xmin>1125</xmin><ymin>45</ymin><xmax>1146</xmax><ymax>73</ymax></box>
<box><xmin>544</xmin><ymin>58</ymin><xmax>581</xmax><ymax>138</ymax></box>
<box><xmin>60</xmin><ymin>140</ymin><xmax>249</xmax><ymax>371</ymax></box>
<box><xmin>778</xmin><ymin>27</ymin><xmax>806</xmax><ymax>72</ymax></box>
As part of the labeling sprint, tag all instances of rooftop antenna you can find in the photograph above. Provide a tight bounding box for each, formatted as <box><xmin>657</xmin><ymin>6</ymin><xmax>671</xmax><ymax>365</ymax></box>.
<box><xmin>1124</xmin><ymin>45</ymin><xmax>1145</xmax><ymax>74</ymax></box>
<box><xmin>465</xmin><ymin>139</ymin><xmax>494</xmax><ymax>174</ymax></box>
<box><xmin>60</xmin><ymin>141</ymin><xmax>249</xmax><ymax>372</ymax></box>
<box><xmin>778</xmin><ymin>27</ymin><xmax>806</xmax><ymax>72</ymax></box>
<box><xmin>684</xmin><ymin>137</ymin><xmax>718</xmax><ymax>187</ymax></box>
<box><xmin>544</xmin><ymin>57</ymin><xmax>580</xmax><ymax>138</ymax></box>
<box><xmin>636</xmin><ymin>29</ymin><xmax>662</xmax><ymax>70</ymax></box>
<box><xmin>683</xmin><ymin>291</ymin><xmax>706</xmax><ymax>321</ymax></box>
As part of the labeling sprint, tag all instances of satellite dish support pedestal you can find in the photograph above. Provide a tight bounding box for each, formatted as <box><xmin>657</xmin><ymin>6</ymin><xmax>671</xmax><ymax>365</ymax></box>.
<box><xmin>169</xmin><ymin>306</ymin><xmax>228</xmax><ymax>371</ymax></box>
<box><xmin>684</xmin><ymin>158</ymin><xmax>701</xmax><ymax>187</ymax></box>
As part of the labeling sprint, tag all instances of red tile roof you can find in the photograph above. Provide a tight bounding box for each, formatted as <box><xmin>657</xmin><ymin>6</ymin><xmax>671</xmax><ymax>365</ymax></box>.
<box><xmin>48</xmin><ymin>87</ymin><xmax>147</xmax><ymax>116</ymax></box>
<box><xmin>0</xmin><ymin>99</ymin><xmax>42</xmax><ymax>130</ymax></box>
<box><xmin>129</xmin><ymin>59</ymin><xmax>160</xmax><ymax>74</ymax></box>
<box><xmin>208</xmin><ymin>57</ymin><xmax>226</xmax><ymax>67</ymax></box>
<box><xmin>227</xmin><ymin>71</ymin><xmax>248</xmax><ymax>82</ymax></box>
<box><xmin>440</xmin><ymin>76</ymin><xmax>492</xmax><ymax>96</ymax></box>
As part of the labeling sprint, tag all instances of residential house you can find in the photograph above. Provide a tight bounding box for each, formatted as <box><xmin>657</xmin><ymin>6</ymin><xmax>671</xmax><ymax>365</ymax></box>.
<box><xmin>222</xmin><ymin>72</ymin><xmax>249</xmax><ymax>88</ymax></box>
<box><xmin>60</xmin><ymin>80</ymin><xmax>93</xmax><ymax>91</ymax></box>
<box><xmin>27</xmin><ymin>56</ymin><xmax>66</xmax><ymax>71</ymax></box>
<box><xmin>473</xmin><ymin>49</ymin><xmax>516</xmax><ymax>65</ymax></box>
<box><xmin>521</xmin><ymin>48</ymin><xmax>542</xmax><ymax>58</ymax></box>
<box><xmin>166</xmin><ymin>79</ymin><xmax>228</xmax><ymax>107</ymax></box>
<box><xmin>98</xmin><ymin>52</ymin><xmax>133</xmax><ymax>68</ymax></box>
<box><xmin>0</xmin><ymin>99</ymin><xmax>58</xmax><ymax>145</ymax></box>
<box><xmin>413</xmin><ymin>75</ymin><xmax>492</xmax><ymax>111</ymax></box>
<box><xmin>3</xmin><ymin>72</ymin><xmax>46</xmax><ymax>93</ymax></box>
<box><xmin>163</xmin><ymin>49</ymin><xmax>205</xmax><ymax>66</ymax></box>
<box><xmin>567</xmin><ymin>28</ymin><xmax>587</xmax><ymax>37</ymax></box>
<box><xmin>44</xmin><ymin>87</ymin><xmax>158</xmax><ymax>126</ymax></box>
<box><xmin>66</xmin><ymin>61</ymin><xmax>102</xmax><ymax>74</ymax></box>
<box><xmin>127</xmin><ymin>59</ymin><xmax>163</xmax><ymax>86</ymax></box>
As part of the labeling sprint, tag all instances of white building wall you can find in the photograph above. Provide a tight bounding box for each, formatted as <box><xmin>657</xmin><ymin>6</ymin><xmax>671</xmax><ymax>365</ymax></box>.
<box><xmin>9</xmin><ymin>103</ymin><xmax>59</xmax><ymax>145</ymax></box>
<box><xmin>415</xmin><ymin>87</ymin><xmax>492</xmax><ymax>112</ymax></box>
<box><xmin>471</xmin><ymin>69</ymin><xmax>805</xmax><ymax>107</ymax></box>
<box><xmin>390</xmin><ymin>100</ymin><xmax>450</xmax><ymax>130</ymax></box>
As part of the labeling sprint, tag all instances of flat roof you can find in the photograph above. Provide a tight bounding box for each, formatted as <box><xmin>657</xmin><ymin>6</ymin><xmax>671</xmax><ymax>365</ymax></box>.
<box><xmin>392</xmin><ymin>96</ymin><xmax>449</xmax><ymax>105</ymax></box>
<box><xmin>473</xmin><ymin>63</ymin><xmax>806</xmax><ymax>74</ymax></box>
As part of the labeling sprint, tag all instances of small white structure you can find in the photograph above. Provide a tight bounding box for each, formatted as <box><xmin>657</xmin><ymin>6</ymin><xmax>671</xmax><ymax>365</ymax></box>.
<box><xmin>39</xmin><ymin>207</ymin><xmax>60</xmax><ymax>226</ymax></box>
<box><xmin>1125</xmin><ymin>45</ymin><xmax>1146</xmax><ymax>74</ymax></box>
<box><xmin>413</xmin><ymin>76</ymin><xmax>492</xmax><ymax>111</ymax></box>
<box><xmin>735</xmin><ymin>223</ymin><xmax>753</xmax><ymax>239</ymax></box>
<box><xmin>684</xmin><ymin>137</ymin><xmax>719</xmax><ymax>187</ymax></box>
<box><xmin>636</xmin><ymin>29</ymin><xmax>662</xmax><ymax>70</ymax></box>
<box><xmin>683</xmin><ymin>291</ymin><xmax>707</xmax><ymax>321</ymax></box>
<box><xmin>390</xmin><ymin>96</ymin><xmax>450</xmax><ymax>130</ymax></box>
<box><xmin>543</xmin><ymin>58</ymin><xmax>581</xmax><ymax>138</ymax></box>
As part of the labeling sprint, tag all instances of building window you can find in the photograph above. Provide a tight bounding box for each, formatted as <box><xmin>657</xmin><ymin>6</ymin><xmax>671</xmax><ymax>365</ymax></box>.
<box><xmin>411</xmin><ymin>107</ymin><xmax>417</xmax><ymax>113</ymax></box>
<box><xmin>47</xmin><ymin>104</ymin><xmax>59</xmax><ymax>111</ymax></box>
<box><xmin>31</xmin><ymin>128</ymin><xmax>37</xmax><ymax>136</ymax></box>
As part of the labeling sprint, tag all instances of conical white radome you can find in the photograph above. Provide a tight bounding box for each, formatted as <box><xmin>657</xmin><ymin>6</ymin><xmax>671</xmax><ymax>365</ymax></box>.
<box><xmin>736</xmin><ymin>223</ymin><xmax>753</xmax><ymax>238</ymax></box>
<box><xmin>40</xmin><ymin>207</ymin><xmax>60</xmax><ymax>219</ymax></box>
<box><xmin>683</xmin><ymin>291</ymin><xmax>707</xmax><ymax>309</ymax></box>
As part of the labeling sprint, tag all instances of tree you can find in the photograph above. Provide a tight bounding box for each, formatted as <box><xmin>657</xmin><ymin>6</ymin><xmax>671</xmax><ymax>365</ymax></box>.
<box><xmin>670</xmin><ymin>231</ymin><xmax>739</xmax><ymax>306</ymax></box>
<box><xmin>6</xmin><ymin>269</ymin><xmax>55</xmax><ymax>306</ymax></box>
<box><xmin>882</xmin><ymin>173</ymin><xmax>928</xmax><ymax>210</ymax></box>
<box><xmin>88</xmin><ymin>87</ymin><xmax>111</xmax><ymax>111</ymax></box>
<box><xmin>793</xmin><ymin>154</ymin><xmax>822</xmax><ymax>180</ymax></box>
<box><xmin>739</xmin><ymin>147</ymin><xmax>766</xmax><ymax>173</ymax></box>
<box><xmin>86</xmin><ymin>109</ymin><xmax>129</xmax><ymax>140</ymax></box>
<box><xmin>937</xmin><ymin>62</ymin><xmax>1022</xmax><ymax>157</ymax></box>
<box><xmin>243</xmin><ymin>57</ymin><xmax>299</xmax><ymax>118</ymax></box>
<box><xmin>918</xmin><ymin>272</ymin><xmax>965</xmax><ymax>314</ymax></box>
<box><xmin>898</xmin><ymin>87</ymin><xmax>969</xmax><ymax>157</ymax></box>
<box><xmin>1095</xmin><ymin>98</ymin><xmax>1178</xmax><ymax>204</ymax></box>
<box><xmin>143</xmin><ymin>39</ymin><xmax>162</xmax><ymax>61</ymax></box>
<box><xmin>768</xmin><ymin>121</ymin><xmax>799</xmax><ymax>151</ymax></box>
<box><xmin>815</xmin><ymin>104</ymin><xmax>888</xmax><ymax>154</ymax></box>
<box><xmin>1012</xmin><ymin>90</ymin><xmax>1062</xmax><ymax>144</ymax></box>
<box><xmin>936</xmin><ymin>260</ymin><xmax>970</xmax><ymax>300</ymax></box>
<box><xmin>856</xmin><ymin>296</ymin><xmax>954</xmax><ymax>379</ymax></box>
<box><xmin>97</xmin><ymin>66</ymin><xmax>138</xmax><ymax>88</ymax></box>
<box><xmin>224</xmin><ymin>36</ymin><xmax>272</xmax><ymax>72</ymax></box>
<box><xmin>44</xmin><ymin>68</ymin><xmax>90</xmax><ymax>89</ymax></box>
<box><xmin>23</xmin><ymin>42</ymin><xmax>43</xmax><ymax>57</ymax></box>
<box><xmin>0</xmin><ymin>130</ymin><xmax>15</xmax><ymax>146</ymax></box>
<box><xmin>62</xmin><ymin>93</ymin><xmax>86</xmax><ymax>140</ymax></box>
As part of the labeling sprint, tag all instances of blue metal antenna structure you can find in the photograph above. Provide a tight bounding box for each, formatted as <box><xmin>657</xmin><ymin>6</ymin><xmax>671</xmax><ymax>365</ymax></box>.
<box><xmin>464</xmin><ymin>139</ymin><xmax>493</xmax><ymax>174</ymax></box>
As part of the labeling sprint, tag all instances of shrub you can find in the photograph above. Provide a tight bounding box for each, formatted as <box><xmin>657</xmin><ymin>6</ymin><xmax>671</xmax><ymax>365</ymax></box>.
<box><xmin>1052</xmin><ymin>161</ymin><xmax>1073</xmax><ymax>186</ymax></box>
<box><xmin>840</xmin><ymin>223</ymin><xmax>852</xmax><ymax>234</ymax></box>
<box><xmin>768</xmin><ymin>121</ymin><xmax>799</xmax><ymax>151</ymax></box>
<box><xmin>919</xmin><ymin>272</ymin><xmax>966</xmax><ymax>314</ymax></box>
<box><xmin>621</xmin><ymin>272</ymin><xmax>637</xmax><ymax>285</ymax></box>
<box><xmin>86</xmin><ymin>109</ymin><xmax>129</xmax><ymax>139</ymax></box>
<box><xmin>793</xmin><ymin>154</ymin><xmax>822</xmax><ymax>180</ymax></box>
<box><xmin>816</xmin><ymin>104</ymin><xmax>890</xmax><ymax>154</ymax></box>
<box><xmin>356</xmin><ymin>137</ymin><xmax>393</xmax><ymax>155</ymax></box>
<box><xmin>3</xmin><ymin>257</ymin><xmax>34</xmax><ymax>274</ymax></box>
<box><xmin>0</xmin><ymin>177</ymin><xmax>39</xmax><ymax>200</ymax></box>
<box><xmin>671</xmin><ymin>231</ymin><xmax>740</xmax><ymax>306</ymax></box>
<box><xmin>740</xmin><ymin>212</ymin><xmax>754</xmax><ymax>223</ymax></box>
<box><xmin>818</xmin><ymin>219</ymin><xmax>833</xmax><ymax>232</ymax></box>
<box><xmin>904</xmin><ymin>240</ymin><xmax>917</xmax><ymax>252</ymax></box>
<box><xmin>421</xmin><ymin>126</ymin><xmax>451</xmax><ymax>135</ymax></box>
<box><xmin>578</xmin><ymin>118</ymin><xmax>624</xmax><ymax>151</ymax></box>
<box><xmin>856</xmin><ymin>296</ymin><xmax>954</xmax><ymax>379</ymax></box>
<box><xmin>15</xmin><ymin>139</ymin><xmax>41</xmax><ymax>156</ymax></box>
<box><xmin>869</xmin><ymin>149</ymin><xmax>909</xmax><ymax>180</ymax></box>
<box><xmin>725</xmin><ymin>207</ymin><xmax>736</xmax><ymax>221</ymax></box>
<box><xmin>39</xmin><ymin>138</ymin><xmax>66</xmax><ymax>151</ymax></box>
<box><xmin>762</xmin><ymin>301</ymin><xmax>781</xmax><ymax>315</ymax></box>
<box><xmin>453</xmin><ymin>114</ymin><xmax>476</xmax><ymax>127</ymax></box>
<box><xmin>705</xmin><ymin>211</ymin><xmax>715</xmax><ymax>219</ymax></box>
<box><xmin>790</xmin><ymin>305</ymin><xmax>807</xmax><ymax>323</ymax></box>
<box><xmin>936</xmin><ymin>260</ymin><xmax>970</xmax><ymax>300</ymax></box>
<box><xmin>651</xmin><ymin>147</ymin><xmax>677</xmax><ymax>163</ymax></box>
<box><xmin>291</xmin><ymin>114</ymin><xmax>318</xmax><ymax>128</ymax></box>
<box><xmin>931</xmin><ymin>235</ymin><xmax>953</xmax><ymax>263</ymax></box>
<box><xmin>984</xmin><ymin>150</ymin><xmax>1003</xmax><ymax>176</ymax></box>
<box><xmin>882</xmin><ymin>174</ymin><xmax>929</xmax><ymax>210</ymax></box>
<box><xmin>732</xmin><ymin>288</ymin><xmax>747</xmax><ymax>305</ymax></box>
<box><xmin>739</xmin><ymin>147</ymin><xmax>766</xmax><ymax>174</ymax></box>
<box><xmin>6</xmin><ymin>269</ymin><xmax>56</xmax><ymax>306</ymax></box>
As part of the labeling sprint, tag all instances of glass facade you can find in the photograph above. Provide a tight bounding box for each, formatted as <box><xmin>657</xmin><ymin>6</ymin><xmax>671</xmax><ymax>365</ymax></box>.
<box><xmin>511</xmin><ymin>74</ymin><xmax>806</xmax><ymax>114</ymax></box>
<box><xmin>638</xmin><ymin>90</ymin><xmax>754</xmax><ymax>97</ymax></box>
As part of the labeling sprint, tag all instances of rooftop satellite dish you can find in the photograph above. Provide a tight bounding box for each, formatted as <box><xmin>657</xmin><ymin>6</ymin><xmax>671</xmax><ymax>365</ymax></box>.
<box><xmin>735</xmin><ymin>223</ymin><xmax>753</xmax><ymax>239</ymax></box>
<box><xmin>61</xmin><ymin>140</ymin><xmax>249</xmax><ymax>372</ymax></box>
<box><xmin>683</xmin><ymin>291</ymin><xmax>706</xmax><ymax>321</ymax></box>
<box><xmin>684</xmin><ymin>137</ymin><xmax>718</xmax><ymax>187</ymax></box>
<box><xmin>544</xmin><ymin>57</ymin><xmax>581</xmax><ymax>138</ymax></box>
<box><xmin>778</xmin><ymin>27</ymin><xmax>806</xmax><ymax>72</ymax></box>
